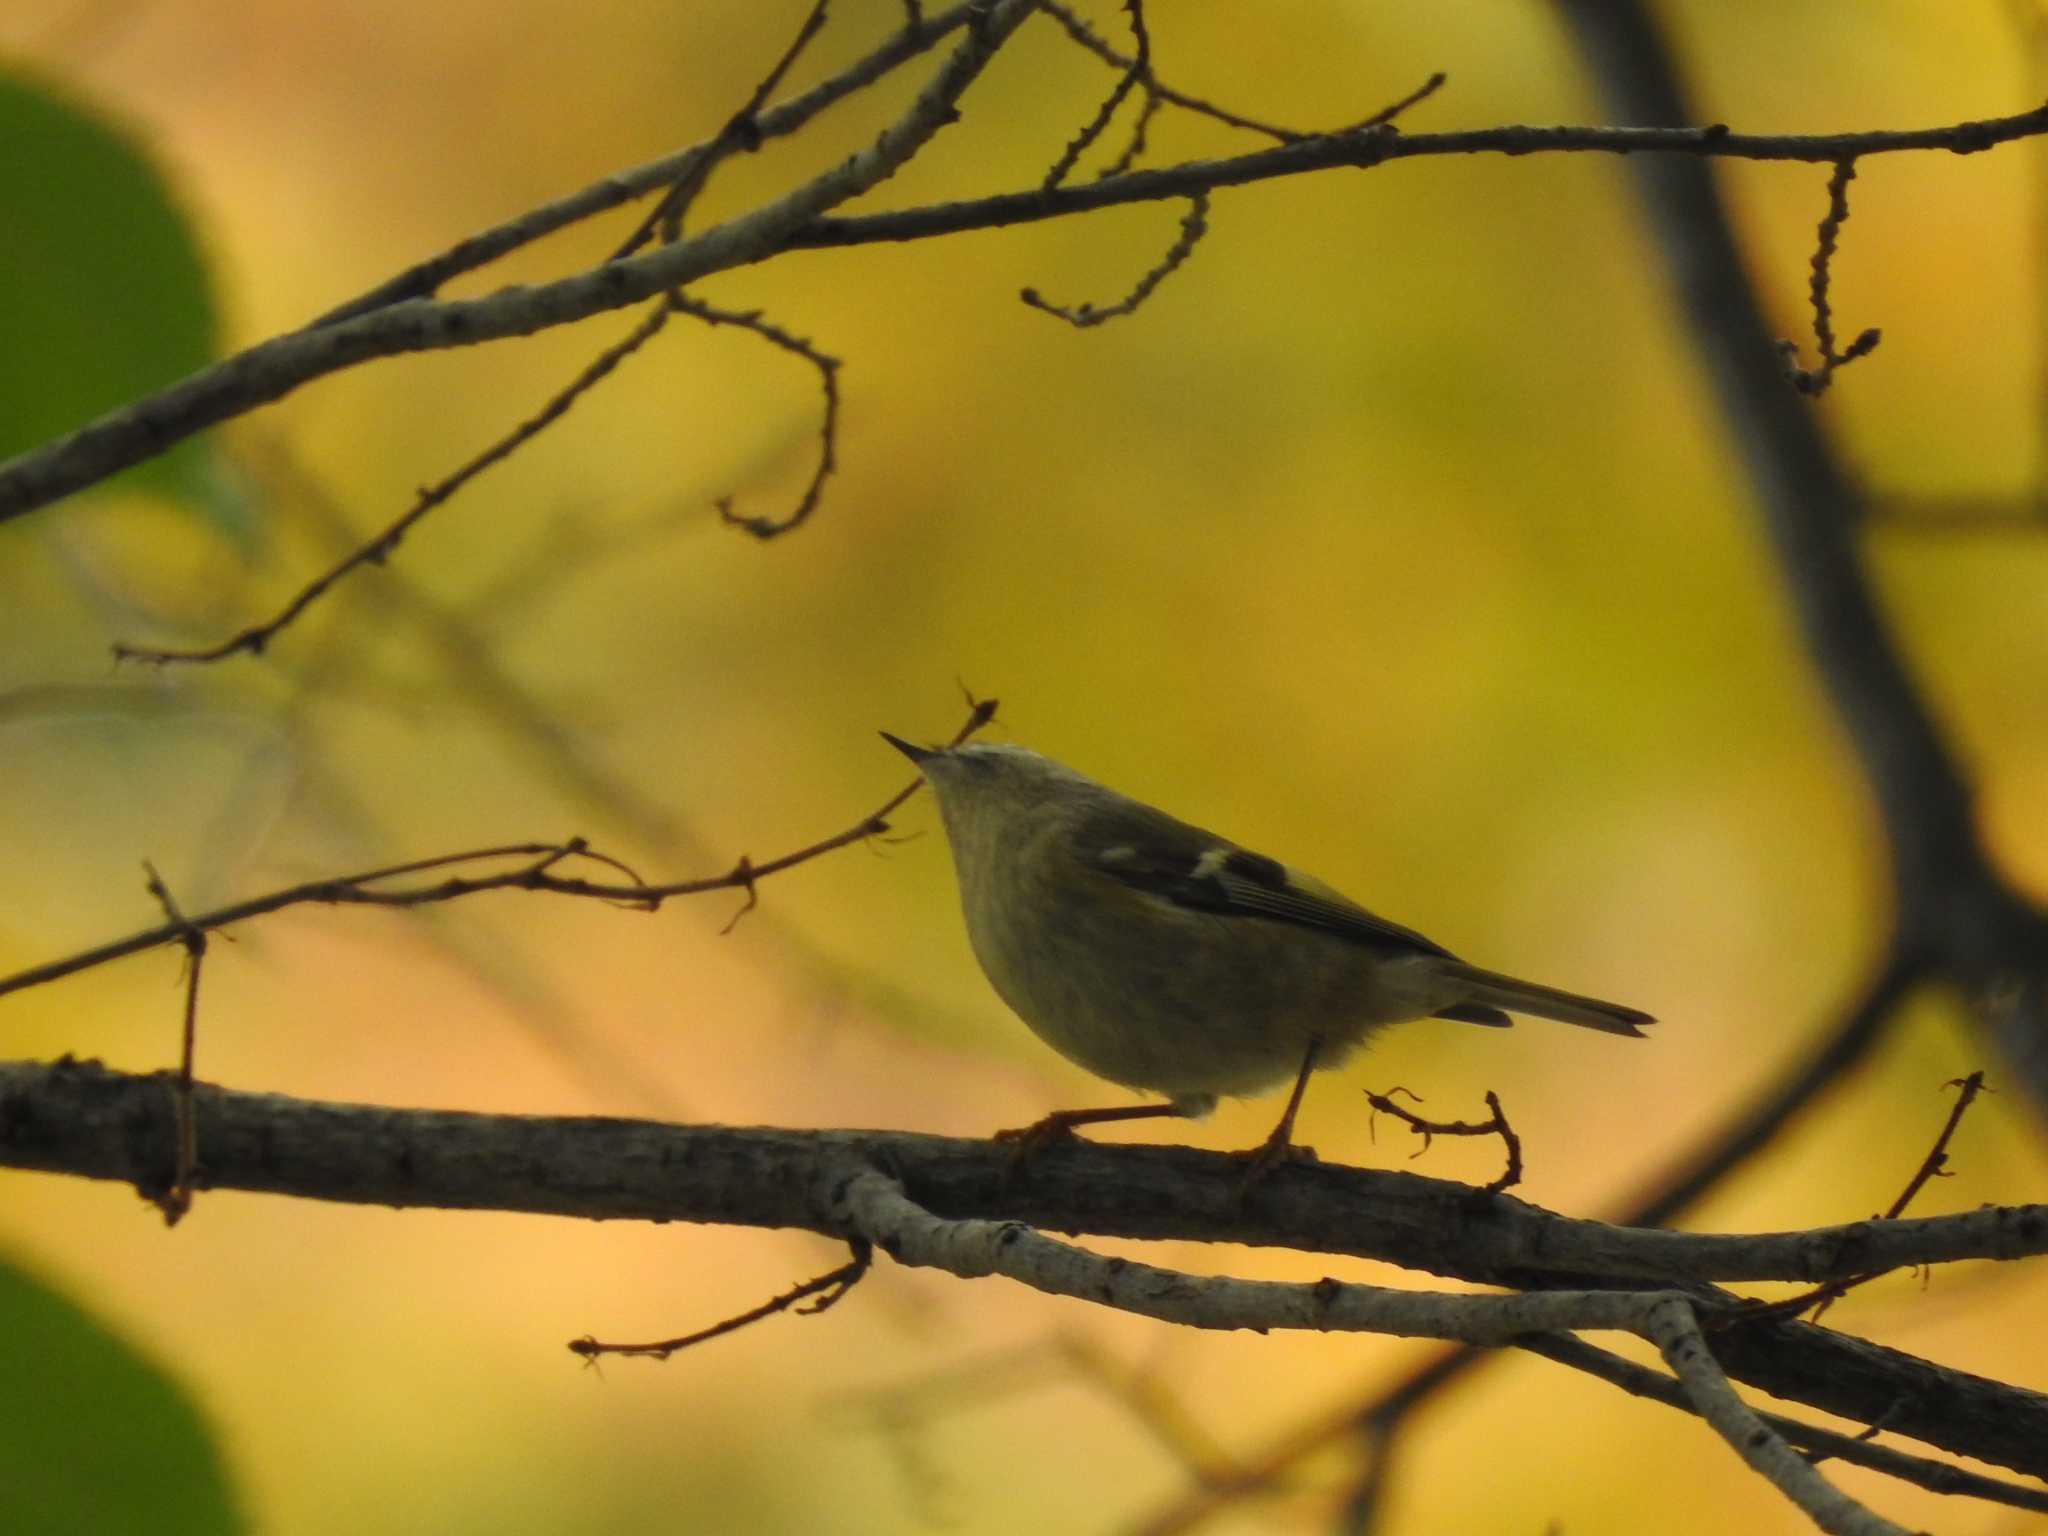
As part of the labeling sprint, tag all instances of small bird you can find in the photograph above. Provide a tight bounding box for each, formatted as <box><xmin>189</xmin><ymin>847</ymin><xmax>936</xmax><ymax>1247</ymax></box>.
<box><xmin>883</xmin><ymin>734</ymin><xmax>1652</xmax><ymax>1162</ymax></box>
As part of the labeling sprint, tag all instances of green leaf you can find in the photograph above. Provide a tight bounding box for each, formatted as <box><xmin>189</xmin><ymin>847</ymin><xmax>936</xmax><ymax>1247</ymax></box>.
<box><xmin>0</xmin><ymin>1251</ymin><xmax>242</xmax><ymax>1535</ymax></box>
<box><xmin>0</xmin><ymin>68</ymin><xmax>237</xmax><ymax>535</ymax></box>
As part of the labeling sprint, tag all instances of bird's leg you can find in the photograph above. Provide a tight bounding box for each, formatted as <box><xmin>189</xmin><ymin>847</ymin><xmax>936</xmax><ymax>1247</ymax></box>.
<box><xmin>994</xmin><ymin>1101</ymin><xmax>1193</xmax><ymax>1158</ymax></box>
<box><xmin>1235</xmin><ymin>1038</ymin><xmax>1323</xmax><ymax>1185</ymax></box>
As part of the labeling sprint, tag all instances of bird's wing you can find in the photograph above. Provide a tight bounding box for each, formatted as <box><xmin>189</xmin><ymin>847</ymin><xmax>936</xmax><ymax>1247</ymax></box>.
<box><xmin>1073</xmin><ymin>804</ymin><xmax>1454</xmax><ymax>958</ymax></box>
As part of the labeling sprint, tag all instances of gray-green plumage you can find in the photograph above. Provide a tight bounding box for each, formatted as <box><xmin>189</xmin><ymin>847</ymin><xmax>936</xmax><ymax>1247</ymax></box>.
<box><xmin>887</xmin><ymin>737</ymin><xmax>1651</xmax><ymax>1119</ymax></box>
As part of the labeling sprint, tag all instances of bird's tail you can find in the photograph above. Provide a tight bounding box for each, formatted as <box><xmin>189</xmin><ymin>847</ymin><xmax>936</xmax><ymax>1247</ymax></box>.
<box><xmin>1437</xmin><ymin>962</ymin><xmax>1653</xmax><ymax>1037</ymax></box>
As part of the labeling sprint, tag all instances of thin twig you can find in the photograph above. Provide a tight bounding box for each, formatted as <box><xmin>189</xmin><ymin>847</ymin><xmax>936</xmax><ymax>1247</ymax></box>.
<box><xmin>1097</xmin><ymin>86</ymin><xmax>1164</xmax><ymax>180</ymax></box>
<box><xmin>246</xmin><ymin>439</ymin><xmax>698</xmax><ymax>854</ymax></box>
<box><xmin>11</xmin><ymin>100</ymin><xmax>2048</xmax><ymax>525</ymax></box>
<box><xmin>569</xmin><ymin>1239</ymin><xmax>871</xmax><ymax>1361</ymax></box>
<box><xmin>115</xmin><ymin>297</ymin><xmax>684</xmax><ymax>665</ymax></box>
<box><xmin>1142</xmin><ymin>954</ymin><xmax>1921</xmax><ymax>1533</ymax></box>
<box><xmin>0</xmin><ymin>0</ymin><xmax>1039</xmax><ymax>536</ymax></box>
<box><xmin>1736</xmin><ymin>1070</ymin><xmax>1989</xmax><ymax>1324</ymax></box>
<box><xmin>1342</xmin><ymin>71</ymin><xmax>1448</xmax><ymax>131</ymax></box>
<box><xmin>790</xmin><ymin>107</ymin><xmax>2048</xmax><ymax>254</ymax></box>
<box><xmin>307</xmin><ymin>4</ymin><xmax>979</xmax><ymax>327</ymax></box>
<box><xmin>1020</xmin><ymin>192</ymin><xmax>1208</xmax><ymax>327</ymax></box>
<box><xmin>671</xmin><ymin>295</ymin><xmax>843</xmax><ymax>538</ymax></box>
<box><xmin>1779</xmin><ymin>159</ymin><xmax>1882</xmax><ymax>395</ymax></box>
<box><xmin>1363</xmin><ymin>1086</ymin><xmax>1522</xmax><ymax>1193</ymax></box>
<box><xmin>0</xmin><ymin>698</ymin><xmax>996</xmax><ymax>1002</ymax></box>
<box><xmin>140</xmin><ymin>861</ymin><xmax>206</xmax><ymax>1225</ymax></box>
<box><xmin>1035</xmin><ymin>0</ymin><xmax>1302</xmax><ymax>141</ymax></box>
<box><xmin>614</xmin><ymin>0</ymin><xmax>835</xmax><ymax>261</ymax></box>
<box><xmin>1041</xmin><ymin>0</ymin><xmax>1152</xmax><ymax>191</ymax></box>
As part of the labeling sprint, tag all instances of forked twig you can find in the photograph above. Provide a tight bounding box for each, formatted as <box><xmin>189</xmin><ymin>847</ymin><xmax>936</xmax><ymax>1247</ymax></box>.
<box><xmin>1726</xmin><ymin>1071</ymin><xmax>1989</xmax><ymax>1325</ymax></box>
<box><xmin>1363</xmin><ymin>1086</ymin><xmax>1522</xmax><ymax>1193</ymax></box>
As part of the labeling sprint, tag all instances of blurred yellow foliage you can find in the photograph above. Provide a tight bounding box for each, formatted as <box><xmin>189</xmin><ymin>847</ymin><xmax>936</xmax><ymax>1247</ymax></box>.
<box><xmin>2</xmin><ymin>2</ymin><xmax>2045</xmax><ymax>1533</ymax></box>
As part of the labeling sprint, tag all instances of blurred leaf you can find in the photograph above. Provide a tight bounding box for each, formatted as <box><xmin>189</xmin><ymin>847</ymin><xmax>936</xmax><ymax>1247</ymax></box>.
<box><xmin>0</xmin><ymin>67</ymin><xmax>239</xmax><ymax>537</ymax></box>
<box><xmin>0</xmin><ymin>1251</ymin><xmax>242</xmax><ymax>1535</ymax></box>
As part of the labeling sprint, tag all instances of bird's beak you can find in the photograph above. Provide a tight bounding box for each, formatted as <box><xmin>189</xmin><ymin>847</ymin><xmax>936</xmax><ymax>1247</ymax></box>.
<box><xmin>880</xmin><ymin>731</ymin><xmax>936</xmax><ymax>766</ymax></box>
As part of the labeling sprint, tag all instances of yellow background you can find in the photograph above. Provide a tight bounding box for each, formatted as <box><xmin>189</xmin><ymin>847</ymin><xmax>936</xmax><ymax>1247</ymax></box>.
<box><xmin>3</xmin><ymin>1</ymin><xmax>2046</xmax><ymax>1532</ymax></box>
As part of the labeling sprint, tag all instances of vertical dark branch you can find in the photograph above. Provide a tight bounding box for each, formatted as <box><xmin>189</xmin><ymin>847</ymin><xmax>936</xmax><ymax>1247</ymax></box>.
<box><xmin>1545</xmin><ymin>3</ymin><xmax>2048</xmax><ymax>1123</ymax></box>
<box><xmin>1547</xmin><ymin>1</ymin><xmax>1986</xmax><ymax>926</ymax></box>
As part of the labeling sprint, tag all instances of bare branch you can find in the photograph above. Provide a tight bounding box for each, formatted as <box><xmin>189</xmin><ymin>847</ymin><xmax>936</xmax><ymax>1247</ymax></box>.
<box><xmin>1096</xmin><ymin>86</ymin><xmax>1164</xmax><ymax>180</ymax></box>
<box><xmin>1750</xmin><ymin>1071</ymin><xmax>1989</xmax><ymax>1324</ymax></box>
<box><xmin>569</xmin><ymin>1238</ymin><xmax>870</xmax><ymax>1361</ymax></box>
<box><xmin>1647</xmin><ymin>1297</ymin><xmax>1916</xmax><ymax>1536</ymax></box>
<box><xmin>307</xmin><ymin>3</ymin><xmax>981</xmax><ymax>327</ymax></box>
<box><xmin>8</xmin><ymin>1056</ymin><xmax>2048</xmax><ymax>1482</ymax></box>
<box><xmin>1363</xmin><ymin>1086</ymin><xmax>1523</xmax><ymax>1193</ymax></box>
<box><xmin>0</xmin><ymin>0</ymin><xmax>1041</xmax><ymax>525</ymax></box>
<box><xmin>114</xmin><ymin>296</ymin><xmax>684</xmax><ymax>665</ymax></box>
<box><xmin>0</xmin><ymin>697</ymin><xmax>997</xmax><ymax>1001</ymax></box>
<box><xmin>1152</xmin><ymin>955</ymin><xmax>1930</xmax><ymax>1533</ymax></box>
<box><xmin>789</xmin><ymin>106</ymin><xmax>2048</xmax><ymax>252</ymax></box>
<box><xmin>1548</xmin><ymin>0</ymin><xmax>2034</xmax><ymax>967</ymax></box>
<box><xmin>9</xmin><ymin>95</ymin><xmax>2048</xmax><ymax>526</ymax></box>
<box><xmin>1346</xmin><ymin>71</ymin><xmax>1449</xmax><ymax>131</ymax></box>
<box><xmin>1778</xmin><ymin>159</ymin><xmax>1883</xmax><ymax>396</ymax></box>
<box><xmin>1040</xmin><ymin>0</ymin><xmax>1152</xmax><ymax>191</ymax></box>
<box><xmin>1035</xmin><ymin>0</ymin><xmax>1302</xmax><ymax>142</ymax></box>
<box><xmin>612</xmin><ymin>0</ymin><xmax>836</xmax><ymax>261</ymax></box>
<box><xmin>829</xmin><ymin>1162</ymin><xmax>1685</xmax><ymax>1340</ymax></box>
<box><xmin>1020</xmin><ymin>192</ymin><xmax>1208</xmax><ymax>327</ymax></box>
<box><xmin>674</xmin><ymin>296</ymin><xmax>843</xmax><ymax>539</ymax></box>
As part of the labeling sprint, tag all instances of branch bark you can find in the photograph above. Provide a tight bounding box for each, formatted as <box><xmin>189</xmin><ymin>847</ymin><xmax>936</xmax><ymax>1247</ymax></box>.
<box><xmin>2</xmin><ymin>77</ymin><xmax>2043</xmax><ymax>525</ymax></box>
<box><xmin>5</xmin><ymin>1057</ymin><xmax>2046</xmax><ymax>1480</ymax></box>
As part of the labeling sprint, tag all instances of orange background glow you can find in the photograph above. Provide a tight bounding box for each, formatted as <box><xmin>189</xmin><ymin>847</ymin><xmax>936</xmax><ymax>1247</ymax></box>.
<box><xmin>3</xmin><ymin>3</ymin><xmax>2046</xmax><ymax>1533</ymax></box>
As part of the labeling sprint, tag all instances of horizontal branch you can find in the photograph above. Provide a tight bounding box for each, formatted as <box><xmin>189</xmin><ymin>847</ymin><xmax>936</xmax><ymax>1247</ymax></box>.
<box><xmin>304</xmin><ymin>4</ymin><xmax>981</xmax><ymax>327</ymax></box>
<box><xmin>832</xmin><ymin>1164</ymin><xmax>1678</xmax><ymax>1343</ymax></box>
<box><xmin>0</xmin><ymin>0</ymin><xmax>1040</xmax><ymax>524</ymax></box>
<box><xmin>6</xmin><ymin>1058</ymin><xmax>2040</xmax><ymax>1283</ymax></box>
<box><xmin>5</xmin><ymin>1057</ymin><xmax>2045</xmax><ymax>1475</ymax></box>
<box><xmin>789</xmin><ymin>102</ymin><xmax>2048</xmax><ymax>250</ymax></box>
<box><xmin>0</xmin><ymin>697</ymin><xmax>995</xmax><ymax>999</ymax></box>
<box><xmin>3</xmin><ymin>91</ymin><xmax>2042</xmax><ymax>525</ymax></box>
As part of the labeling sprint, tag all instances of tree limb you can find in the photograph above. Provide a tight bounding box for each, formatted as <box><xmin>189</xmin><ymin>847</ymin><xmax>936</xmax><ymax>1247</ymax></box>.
<box><xmin>5</xmin><ymin>94</ymin><xmax>2045</xmax><ymax>525</ymax></box>
<box><xmin>4</xmin><ymin>1057</ymin><xmax>2045</xmax><ymax>1479</ymax></box>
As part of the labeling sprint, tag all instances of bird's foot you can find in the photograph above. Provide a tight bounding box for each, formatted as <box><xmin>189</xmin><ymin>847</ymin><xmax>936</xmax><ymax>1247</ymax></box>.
<box><xmin>1231</xmin><ymin>1129</ymin><xmax>1319</xmax><ymax>1197</ymax></box>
